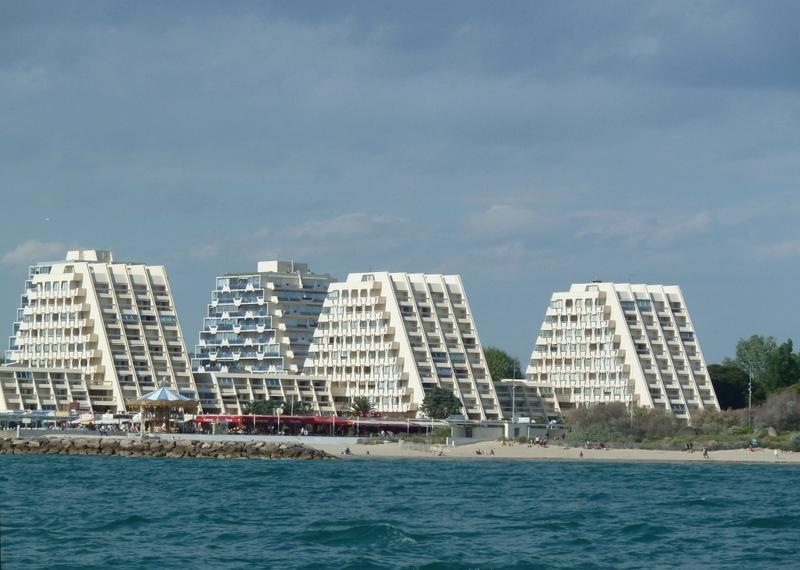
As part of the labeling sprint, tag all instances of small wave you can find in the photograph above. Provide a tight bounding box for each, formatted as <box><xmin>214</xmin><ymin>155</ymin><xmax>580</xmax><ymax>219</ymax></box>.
<box><xmin>619</xmin><ymin>522</ymin><xmax>674</xmax><ymax>543</ymax></box>
<box><xmin>301</xmin><ymin>521</ymin><xmax>418</xmax><ymax>547</ymax></box>
<box><xmin>680</xmin><ymin>497</ymin><xmax>729</xmax><ymax>508</ymax></box>
<box><xmin>88</xmin><ymin>513</ymin><xmax>148</xmax><ymax>531</ymax></box>
<box><xmin>743</xmin><ymin>515</ymin><xmax>800</xmax><ymax>529</ymax></box>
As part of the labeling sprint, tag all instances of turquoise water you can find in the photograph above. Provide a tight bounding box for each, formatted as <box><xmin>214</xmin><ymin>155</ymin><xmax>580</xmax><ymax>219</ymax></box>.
<box><xmin>1</xmin><ymin>456</ymin><xmax>799</xmax><ymax>569</ymax></box>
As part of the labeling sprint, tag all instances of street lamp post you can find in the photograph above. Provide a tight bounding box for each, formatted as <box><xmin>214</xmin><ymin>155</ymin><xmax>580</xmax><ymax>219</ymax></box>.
<box><xmin>511</xmin><ymin>361</ymin><xmax>518</xmax><ymax>423</ymax></box>
<box><xmin>748</xmin><ymin>368</ymin><xmax>753</xmax><ymax>434</ymax></box>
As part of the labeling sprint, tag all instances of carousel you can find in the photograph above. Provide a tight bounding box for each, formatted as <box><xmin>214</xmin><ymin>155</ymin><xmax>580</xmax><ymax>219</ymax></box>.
<box><xmin>127</xmin><ymin>386</ymin><xmax>199</xmax><ymax>434</ymax></box>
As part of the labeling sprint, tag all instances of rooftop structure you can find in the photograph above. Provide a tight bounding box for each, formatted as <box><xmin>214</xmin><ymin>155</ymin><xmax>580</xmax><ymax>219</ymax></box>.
<box><xmin>304</xmin><ymin>272</ymin><xmax>502</xmax><ymax>420</ymax></box>
<box><xmin>525</xmin><ymin>282</ymin><xmax>720</xmax><ymax>420</ymax></box>
<box><xmin>2</xmin><ymin>250</ymin><xmax>196</xmax><ymax>413</ymax></box>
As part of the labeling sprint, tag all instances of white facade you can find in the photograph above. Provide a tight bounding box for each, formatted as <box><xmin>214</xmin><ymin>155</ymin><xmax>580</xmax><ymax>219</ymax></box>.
<box><xmin>305</xmin><ymin>272</ymin><xmax>501</xmax><ymax>420</ymax></box>
<box><xmin>2</xmin><ymin>250</ymin><xmax>196</xmax><ymax>413</ymax></box>
<box><xmin>193</xmin><ymin>371</ymin><xmax>334</xmax><ymax>415</ymax></box>
<box><xmin>189</xmin><ymin>261</ymin><xmax>334</xmax><ymax>415</ymax></box>
<box><xmin>526</xmin><ymin>282</ymin><xmax>720</xmax><ymax>420</ymax></box>
<box><xmin>193</xmin><ymin>261</ymin><xmax>333</xmax><ymax>376</ymax></box>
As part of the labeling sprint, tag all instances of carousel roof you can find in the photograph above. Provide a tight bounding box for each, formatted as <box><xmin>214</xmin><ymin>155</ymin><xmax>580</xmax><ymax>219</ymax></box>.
<box><xmin>127</xmin><ymin>386</ymin><xmax>198</xmax><ymax>409</ymax></box>
<box><xmin>138</xmin><ymin>387</ymin><xmax>193</xmax><ymax>402</ymax></box>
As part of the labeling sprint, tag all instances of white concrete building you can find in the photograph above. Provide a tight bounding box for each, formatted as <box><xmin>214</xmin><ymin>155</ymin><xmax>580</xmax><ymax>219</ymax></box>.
<box><xmin>192</xmin><ymin>371</ymin><xmax>334</xmax><ymax>415</ymax></box>
<box><xmin>526</xmin><ymin>282</ymin><xmax>720</xmax><ymax>420</ymax></box>
<box><xmin>2</xmin><ymin>250</ymin><xmax>196</xmax><ymax>413</ymax></box>
<box><xmin>189</xmin><ymin>261</ymin><xmax>334</xmax><ymax>415</ymax></box>
<box><xmin>304</xmin><ymin>272</ymin><xmax>502</xmax><ymax>420</ymax></box>
<box><xmin>193</xmin><ymin>261</ymin><xmax>333</xmax><ymax>376</ymax></box>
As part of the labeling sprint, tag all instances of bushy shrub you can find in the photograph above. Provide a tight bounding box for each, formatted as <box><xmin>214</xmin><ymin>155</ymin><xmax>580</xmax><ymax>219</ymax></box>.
<box><xmin>765</xmin><ymin>433</ymin><xmax>800</xmax><ymax>452</ymax></box>
<box><xmin>691</xmin><ymin>408</ymin><xmax>744</xmax><ymax>434</ymax></box>
<box><xmin>753</xmin><ymin>387</ymin><xmax>800</xmax><ymax>432</ymax></box>
<box><xmin>564</xmin><ymin>403</ymin><xmax>679</xmax><ymax>444</ymax></box>
<box><xmin>633</xmin><ymin>408</ymin><xmax>679</xmax><ymax>440</ymax></box>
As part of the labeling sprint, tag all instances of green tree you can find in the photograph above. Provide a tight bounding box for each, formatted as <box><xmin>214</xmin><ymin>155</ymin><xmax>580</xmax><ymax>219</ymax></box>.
<box><xmin>421</xmin><ymin>387</ymin><xmax>462</xmax><ymax>419</ymax></box>
<box><xmin>762</xmin><ymin>339</ymin><xmax>800</xmax><ymax>393</ymax></box>
<box><xmin>243</xmin><ymin>399</ymin><xmax>283</xmax><ymax>414</ymax></box>
<box><xmin>733</xmin><ymin>335</ymin><xmax>777</xmax><ymax>379</ymax></box>
<box><xmin>243</xmin><ymin>399</ymin><xmax>312</xmax><ymax>415</ymax></box>
<box><xmin>796</xmin><ymin>351</ymin><xmax>800</xmax><ymax>383</ymax></box>
<box><xmin>350</xmin><ymin>396</ymin><xmax>376</xmax><ymax>417</ymax></box>
<box><xmin>287</xmin><ymin>400</ymin><xmax>312</xmax><ymax>415</ymax></box>
<box><xmin>708</xmin><ymin>363</ymin><xmax>750</xmax><ymax>409</ymax></box>
<box><xmin>484</xmin><ymin>346</ymin><xmax>521</xmax><ymax>382</ymax></box>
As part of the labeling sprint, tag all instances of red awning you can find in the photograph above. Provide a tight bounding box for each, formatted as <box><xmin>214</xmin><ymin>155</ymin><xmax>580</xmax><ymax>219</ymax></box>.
<box><xmin>193</xmin><ymin>414</ymin><xmax>353</xmax><ymax>426</ymax></box>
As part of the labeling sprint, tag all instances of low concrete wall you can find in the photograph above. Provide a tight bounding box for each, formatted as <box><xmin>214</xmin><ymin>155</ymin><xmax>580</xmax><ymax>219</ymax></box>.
<box><xmin>450</xmin><ymin>425</ymin><xmax>505</xmax><ymax>443</ymax></box>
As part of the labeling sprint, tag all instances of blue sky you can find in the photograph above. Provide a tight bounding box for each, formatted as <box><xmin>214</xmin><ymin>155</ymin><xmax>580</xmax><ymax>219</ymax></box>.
<box><xmin>1</xmin><ymin>1</ymin><xmax>798</xmax><ymax>363</ymax></box>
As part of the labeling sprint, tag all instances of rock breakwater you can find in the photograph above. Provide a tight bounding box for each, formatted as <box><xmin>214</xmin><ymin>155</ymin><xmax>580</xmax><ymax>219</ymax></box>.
<box><xmin>0</xmin><ymin>436</ymin><xmax>334</xmax><ymax>460</ymax></box>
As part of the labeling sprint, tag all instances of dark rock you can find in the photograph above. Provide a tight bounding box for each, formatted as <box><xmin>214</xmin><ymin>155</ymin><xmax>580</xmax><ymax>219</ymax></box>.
<box><xmin>1</xmin><ymin>436</ymin><xmax>334</xmax><ymax>460</ymax></box>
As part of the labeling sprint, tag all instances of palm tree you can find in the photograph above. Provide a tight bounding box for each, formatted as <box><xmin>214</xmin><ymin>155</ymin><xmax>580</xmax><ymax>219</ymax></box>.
<box><xmin>350</xmin><ymin>396</ymin><xmax>376</xmax><ymax>417</ymax></box>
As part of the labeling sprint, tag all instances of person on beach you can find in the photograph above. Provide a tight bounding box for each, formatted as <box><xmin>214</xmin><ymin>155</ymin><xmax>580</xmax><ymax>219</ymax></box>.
<box><xmin>702</xmin><ymin>448</ymin><xmax>709</xmax><ymax>459</ymax></box>
<box><xmin>774</xmin><ymin>449</ymin><xmax>780</xmax><ymax>461</ymax></box>
<box><xmin>579</xmin><ymin>450</ymin><xmax>584</xmax><ymax>459</ymax></box>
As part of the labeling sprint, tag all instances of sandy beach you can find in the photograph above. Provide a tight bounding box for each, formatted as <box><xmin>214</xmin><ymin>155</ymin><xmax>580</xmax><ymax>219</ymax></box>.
<box><xmin>313</xmin><ymin>440</ymin><xmax>800</xmax><ymax>464</ymax></box>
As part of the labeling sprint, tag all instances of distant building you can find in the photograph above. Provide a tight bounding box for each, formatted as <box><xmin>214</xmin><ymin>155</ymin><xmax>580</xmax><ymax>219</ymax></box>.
<box><xmin>304</xmin><ymin>272</ymin><xmax>502</xmax><ymax>420</ymax></box>
<box><xmin>189</xmin><ymin>261</ymin><xmax>334</xmax><ymax>414</ymax></box>
<box><xmin>525</xmin><ymin>282</ymin><xmax>720</xmax><ymax>420</ymax></box>
<box><xmin>193</xmin><ymin>261</ymin><xmax>334</xmax><ymax>375</ymax></box>
<box><xmin>2</xmin><ymin>250</ymin><xmax>196</xmax><ymax>413</ymax></box>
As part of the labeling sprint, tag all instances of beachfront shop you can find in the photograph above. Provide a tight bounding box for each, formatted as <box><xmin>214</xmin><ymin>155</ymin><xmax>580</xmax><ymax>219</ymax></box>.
<box><xmin>193</xmin><ymin>414</ymin><xmax>442</xmax><ymax>437</ymax></box>
<box><xmin>0</xmin><ymin>410</ymin><xmax>78</xmax><ymax>430</ymax></box>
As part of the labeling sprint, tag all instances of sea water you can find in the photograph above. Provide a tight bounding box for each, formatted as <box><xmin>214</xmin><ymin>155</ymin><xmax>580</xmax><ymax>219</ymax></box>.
<box><xmin>1</xmin><ymin>455</ymin><xmax>798</xmax><ymax>569</ymax></box>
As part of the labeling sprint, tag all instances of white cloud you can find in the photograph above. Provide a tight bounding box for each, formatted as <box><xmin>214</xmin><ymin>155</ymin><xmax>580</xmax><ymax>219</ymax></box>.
<box><xmin>575</xmin><ymin>211</ymin><xmax>712</xmax><ymax>248</ymax></box>
<box><xmin>1</xmin><ymin>240</ymin><xmax>69</xmax><ymax>266</ymax></box>
<box><xmin>0</xmin><ymin>65</ymin><xmax>50</xmax><ymax>96</ymax></box>
<box><xmin>753</xmin><ymin>240</ymin><xmax>800</xmax><ymax>259</ymax></box>
<box><xmin>252</xmin><ymin>212</ymin><xmax>416</xmax><ymax>259</ymax></box>
<box><xmin>466</xmin><ymin>204</ymin><xmax>541</xmax><ymax>237</ymax></box>
<box><xmin>285</xmin><ymin>212</ymin><xmax>408</xmax><ymax>240</ymax></box>
<box><xmin>166</xmin><ymin>243</ymin><xmax>221</xmax><ymax>262</ymax></box>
